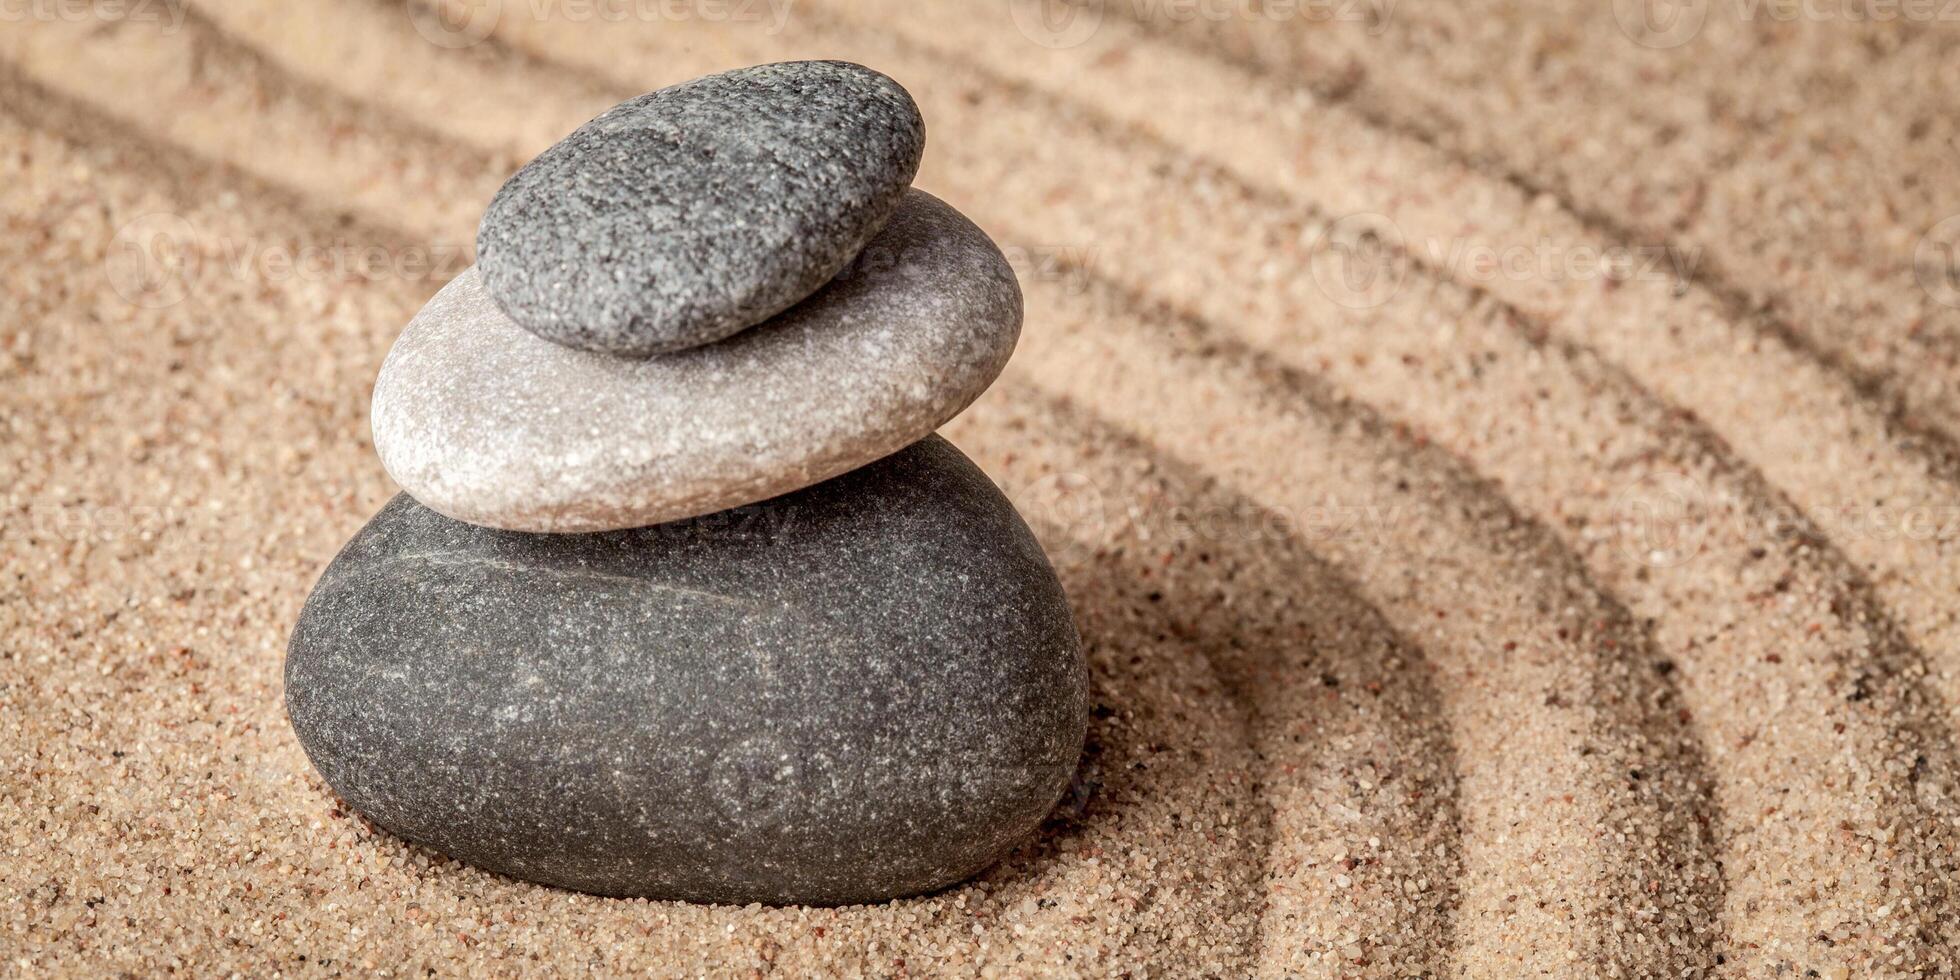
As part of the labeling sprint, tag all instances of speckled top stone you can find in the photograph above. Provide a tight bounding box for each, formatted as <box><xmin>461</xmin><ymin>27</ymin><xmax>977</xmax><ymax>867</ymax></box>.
<box><xmin>476</xmin><ymin>60</ymin><xmax>925</xmax><ymax>356</ymax></box>
<box><xmin>285</xmin><ymin>437</ymin><xmax>1086</xmax><ymax>905</ymax></box>
<box><xmin>375</xmin><ymin>190</ymin><xmax>1021</xmax><ymax>533</ymax></box>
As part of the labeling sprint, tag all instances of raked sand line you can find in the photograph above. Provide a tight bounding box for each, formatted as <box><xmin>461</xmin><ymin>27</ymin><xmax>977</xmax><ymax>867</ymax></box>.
<box><xmin>784</xmin><ymin>19</ymin><xmax>1960</xmax><ymax>962</ymax></box>
<box><xmin>19</xmin><ymin>1</ymin><xmax>1960</xmax><ymax>972</ymax></box>
<box><xmin>954</xmin><ymin>387</ymin><xmax>1465</xmax><ymax>977</ymax></box>
<box><xmin>315</xmin><ymin>11</ymin><xmax>1731</xmax><ymax>972</ymax></box>
<box><xmin>811</xmin><ymin>0</ymin><xmax>1960</xmax><ymax>528</ymax></box>
<box><xmin>0</xmin><ymin>66</ymin><xmax>1277</xmax><ymax>978</ymax></box>
<box><xmin>23</xmin><ymin>1</ymin><xmax>1952</xmax><ymax>964</ymax></box>
<box><xmin>0</xmin><ymin>63</ymin><xmax>425</xmax><ymax>466</ymax></box>
<box><xmin>1159</xmin><ymin>235</ymin><xmax>1960</xmax><ymax>968</ymax></box>
<box><xmin>998</xmin><ymin>274</ymin><xmax>1727</xmax><ymax>976</ymax></box>
<box><xmin>0</xmin><ymin>79</ymin><xmax>464</xmax><ymax>976</ymax></box>
<box><xmin>816</xmin><ymin>0</ymin><xmax>1960</xmax><ymax>722</ymax></box>
<box><xmin>0</xmin><ymin>6</ymin><xmax>500</xmax><ymax>247</ymax></box>
<box><xmin>1490</xmin><ymin>15</ymin><xmax>1960</xmax><ymax>444</ymax></box>
<box><xmin>217</xmin><ymin>0</ymin><xmax>621</xmax><ymax>162</ymax></box>
<box><xmin>549</xmin><ymin>9</ymin><xmax>1960</xmax><ymax>965</ymax></box>
<box><xmin>830</xmin><ymin>15</ymin><xmax>1960</xmax><ymax>950</ymax></box>
<box><xmin>103</xmin><ymin>9</ymin><xmax>1458</xmax><ymax>972</ymax></box>
<box><xmin>1110</xmin><ymin>1</ymin><xmax>1960</xmax><ymax>473</ymax></box>
<box><xmin>936</xmin><ymin>92</ymin><xmax>1960</xmax><ymax>974</ymax></box>
<box><xmin>1003</xmin><ymin>527</ymin><xmax>1276</xmax><ymax>976</ymax></box>
<box><xmin>854</xmin><ymin>0</ymin><xmax>1960</xmax><ymax>682</ymax></box>
<box><xmin>15</xmin><ymin>11</ymin><xmax>1701</xmax><ymax>968</ymax></box>
<box><xmin>72</xmin><ymin>6</ymin><xmax>1728</xmax><ymax>971</ymax></box>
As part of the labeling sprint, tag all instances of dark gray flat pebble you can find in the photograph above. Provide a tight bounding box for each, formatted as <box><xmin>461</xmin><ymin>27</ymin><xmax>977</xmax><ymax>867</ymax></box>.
<box><xmin>286</xmin><ymin>436</ymin><xmax>1085</xmax><ymax>906</ymax></box>
<box><xmin>477</xmin><ymin>60</ymin><xmax>925</xmax><ymax>356</ymax></box>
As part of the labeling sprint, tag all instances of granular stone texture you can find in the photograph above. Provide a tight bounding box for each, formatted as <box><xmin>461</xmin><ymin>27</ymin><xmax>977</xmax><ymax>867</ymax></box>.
<box><xmin>375</xmin><ymin>189</ymin><xmax>1022</xmax><ymax>533</ymax></box>
<box><xmin>285</xmin><ymin>436</ymin><xmax>1086</xmax><ymax>906</ymax></box>
<box><xmin>476</xmin><ymin>60</ymin><xmax>925</xmax><ymax>356</ymax></box>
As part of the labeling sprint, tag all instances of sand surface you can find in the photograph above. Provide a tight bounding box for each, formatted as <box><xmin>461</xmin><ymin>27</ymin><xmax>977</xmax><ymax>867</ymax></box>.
<box><xmin>5</xmin><ymin>1</ymin><xmax>1960</xmax><ymax>975</ymax></box>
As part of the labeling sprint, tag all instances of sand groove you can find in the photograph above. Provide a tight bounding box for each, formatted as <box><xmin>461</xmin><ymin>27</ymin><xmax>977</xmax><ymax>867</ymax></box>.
<box><xmin>0</xmin><ymin>65</ymin><xmax>1275</xmax><ymax>979</ymax></box>
<box><xmin>1104</xmin><ymin>1</ymin><xmax>1960</xmax><ymax>464</ymax></box>
<box><xmin>210</xmin><ymin>9</ymin><xmax>1748</xmax><ymax>972</ymax></box>
<box><xmin>513</xmin><ymin>7</ymin><xmax>1960</xmax><ymax>968</ymax></box>
<box><xmin>958</xmin><ymin>387</ymin><xmax>1466</xmax><ymax>976</ymax></box>
<box><xmin>811</xmin><ymin>0</ymin><xmax>1960</xmax><ymax>736</ymax></box>
<box><xmin>11</xmin><ymin>7</ymin><xmax>1701</xmax><ymax>972</ymax></box>
<box><xmin>466</xmin><ymin>9</ymin><xmax>1952</xmax><ymax>972</ymax></box>
<box><xmin>95</xmin><ymin>11</ymin><xmax>1481</xmax><ymax>968</ymax></box>
<box><xmin>3</xmin><ymin>3</ymin><xmax>1957</xmax><ymax>977</ymax></box>
<box><xmin>763</xmin><ymin>16</ymin><xmax>1960</xmax><ymax>938</ymax></box>
<box><xmin>1001</xmin><ymin>276</ymin><xmax>1728</xmax><ymax>976</ymax></box>
<box><xmin>984</xmin><ymin>0</ymin><xmax>1960</xmax><ymax>679</ymax></box>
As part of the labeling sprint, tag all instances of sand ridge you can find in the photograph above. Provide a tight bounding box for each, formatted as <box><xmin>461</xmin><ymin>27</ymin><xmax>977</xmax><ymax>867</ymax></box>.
<box><xmin>4</xmin><ymin>1</ymin><xmax>1959</xmax><ymax>975</ymax></box>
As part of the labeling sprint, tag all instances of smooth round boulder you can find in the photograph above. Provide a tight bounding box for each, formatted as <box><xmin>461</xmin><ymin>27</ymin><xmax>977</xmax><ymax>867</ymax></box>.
<box><xmin>477</xmin><ymin>60</ymin><xmax>926</xmax><ymax>356</ymax></box>
<box><xmin>286</xmin><ymin>437</ymin><xmax>1086</xmax><ymax>906</ymax></box>
<box><xmin>375</xmin><ymin>190</ymin><xmax>1021</xmax><ymax>533</ymax></box>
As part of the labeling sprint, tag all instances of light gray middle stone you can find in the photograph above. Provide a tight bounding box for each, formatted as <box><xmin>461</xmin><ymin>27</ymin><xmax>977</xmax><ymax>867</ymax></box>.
<box><xmin>372</xmin><ymin>190</ymin><xmax>1022</xmax><ymax>533</ymax></box>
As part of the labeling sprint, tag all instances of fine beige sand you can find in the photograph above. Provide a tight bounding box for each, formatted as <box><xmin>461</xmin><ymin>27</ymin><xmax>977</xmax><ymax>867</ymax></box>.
<box><xmin>6</xmin><ymin>2</ymin><xmax>1960</xmax><ymax>975</ymax></box>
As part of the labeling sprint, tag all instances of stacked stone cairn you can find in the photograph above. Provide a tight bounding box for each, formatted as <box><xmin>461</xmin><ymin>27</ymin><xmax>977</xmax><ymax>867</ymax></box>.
<box><xmin>285</xmin><ymin>62</ymin><xmax>1087</xmax><ymax>906</ymax></box>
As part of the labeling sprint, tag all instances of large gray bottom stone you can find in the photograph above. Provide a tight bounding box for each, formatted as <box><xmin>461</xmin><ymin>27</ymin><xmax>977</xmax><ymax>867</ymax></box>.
<box><xmin>285</xmin><ymin>437</ymin><xmax>1085</xmax><ymax>906</ymax></box>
